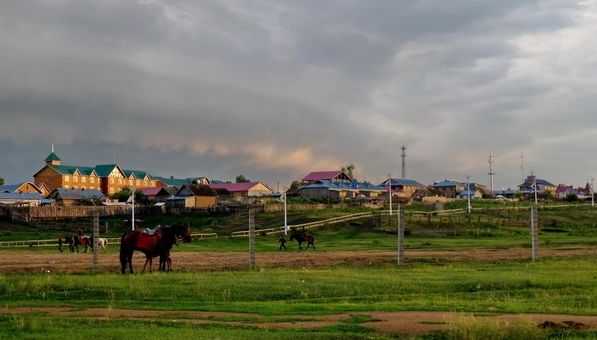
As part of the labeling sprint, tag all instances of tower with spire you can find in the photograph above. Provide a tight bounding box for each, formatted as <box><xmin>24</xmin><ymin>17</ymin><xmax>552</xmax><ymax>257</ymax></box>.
<box><xmin>44</xmin><ymin>144</ymin><xmax>61</xmax><ymax>166</ymax></box>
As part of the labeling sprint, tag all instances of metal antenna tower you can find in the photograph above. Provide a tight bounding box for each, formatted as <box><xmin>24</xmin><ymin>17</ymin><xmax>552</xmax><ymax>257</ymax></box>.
<box><xmin>401</xmin><ymin>145</ymin><xmax>407</xmax><ymax>180</ymax></box>
<box><xmin>488</xmin><ymin>152</ymin><xmax>495</xmax><ymax>192</ymax></box>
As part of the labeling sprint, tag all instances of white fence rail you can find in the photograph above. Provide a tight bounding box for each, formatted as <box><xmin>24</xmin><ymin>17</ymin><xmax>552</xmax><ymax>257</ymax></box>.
<box><xmin>0</xmin><ymin>233</ymin><xmax>218</xmax><ymax>248</ymax></box>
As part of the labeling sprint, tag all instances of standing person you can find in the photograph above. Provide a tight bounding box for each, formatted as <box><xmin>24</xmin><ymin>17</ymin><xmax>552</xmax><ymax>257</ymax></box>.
<box><xmin>279</xmin><ymin>234</ymin><xmax>287</xmax><ymax>250</ymax></box>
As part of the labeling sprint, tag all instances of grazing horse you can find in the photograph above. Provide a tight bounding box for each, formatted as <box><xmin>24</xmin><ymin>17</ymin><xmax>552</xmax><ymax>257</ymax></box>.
<box><xmin>289</xmin><ymin>229</ymin><xmax>315</xmax><ymax>251</ymax></box>
<box><xmin>80</xmin><ymin>236</ymin><xmax>94</xmax><ymax>253</ymax></box>
<box><xmin>119</xmin><ymin>223</ymin><xmax>192</xmax><ymax>274</ymax></box>
<box><xmin>97</xmin><ymin>238</ymin><xmax>108</xmax><ymax>250</ymax></box>
<box><xmin>63</xmin><ymin>235</ymin><xmax>79</xmax><ymax>253</ymax></box>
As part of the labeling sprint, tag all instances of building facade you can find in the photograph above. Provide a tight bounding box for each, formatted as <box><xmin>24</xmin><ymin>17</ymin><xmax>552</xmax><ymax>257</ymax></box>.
<box><xmin>33</xmin><ymin>152</ymin><xmax>159</xmax><ymax>196</ymax></box>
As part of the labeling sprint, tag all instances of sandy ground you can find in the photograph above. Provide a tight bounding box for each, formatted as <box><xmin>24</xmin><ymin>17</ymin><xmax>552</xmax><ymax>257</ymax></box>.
<box><xmin>2</xmin><ymin>307</ymin><xmax>596</xmax><ymax>336</ymax></box>
<box><xmin>0</xmin><ymin>246</ymin><xmax>595</xmax><ymax>274</ymax></box>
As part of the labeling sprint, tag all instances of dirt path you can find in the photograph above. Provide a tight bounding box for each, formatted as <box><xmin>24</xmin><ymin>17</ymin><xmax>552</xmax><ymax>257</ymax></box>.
<box><xmin>3</xmin><ymin>307</ymin><xmax>596</xmax><ymax>336</ymax></box>
<box><xmin>0</xmin><ymin>246</ymin><xmax>595</xmax><ymax>274</ymax></box>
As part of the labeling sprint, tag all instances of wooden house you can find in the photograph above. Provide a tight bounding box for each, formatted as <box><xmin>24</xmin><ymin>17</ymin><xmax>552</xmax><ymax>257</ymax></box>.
<box><xmin>33</xmin><ymin>152</ymin><xmax>159</xmax><ymax>196</ymax></box>
<box><xmin>211</xmin><ymin>182</ymin><xmax>272</xmax><ymax>199</ymax></box>
<box><xmin>49</xmin><ymin>188</ymin><xmax>106</xmax><ymax>206</ymax></box>
<box><xmin>168</xmin><ymin>184</ymin><xmax>217</xmax><ymax>209</ymax></box>
<box><xmin>301</xmin><ymin>170</ymin><xmax>352</xmax><ymax>185</ymax></box>
<box><xmin>137</xmin><ymin>187</ymin><xmax>171</xmax><ymax>202</ymax></box>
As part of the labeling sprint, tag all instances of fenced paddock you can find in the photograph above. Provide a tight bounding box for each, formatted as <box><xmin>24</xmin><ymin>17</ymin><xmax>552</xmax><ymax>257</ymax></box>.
<box><xmin>0</xmin><ymin>233</ymin><xmax>218</xmax><ymax>248</ymax></box>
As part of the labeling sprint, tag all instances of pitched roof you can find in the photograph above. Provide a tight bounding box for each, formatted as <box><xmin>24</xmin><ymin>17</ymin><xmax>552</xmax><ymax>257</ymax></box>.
<box><xmin>94</xmin><ymin>164</ymin><xmax>119</xmax><ymax>177</ymax></box>
<box><xmin>211</xmin><ymin>182</ymin><xmax>270</xmax><ymax>192</ymax></box>
<box><xmin>302</xmin><ymin>171</ymin><xmax>344</xmax><ymax>182</ymax></box>
<box><xmin>51</xmin><ymin>188</ymin><xmax>106</xmax><ymax>200</ymax></box>
<box><xmin>0</xmin><ymin>183</ymin><xmax>24</xmax><ymax>193</ymax></box>
<box><xmin>123</xmin><ymin>170</ymin><xmax>150</xmax><ymax>179</ymax></box>
<box><xmin>0</xmin><ymin>192</ymin><xmax>44</xmax><ymax>200</ymax></box>
<box><xmin>176</xmin><ymin>184</ymin><xmax>217</xmax><ymax>197</ymax></box>
<box><xmin>300</xmin><ymin>180</ymin><xmax>382</xmax><ymax>192</ymax></box>
<box><xmin>154</xmin><ymin>176</ymin><xmax>193</xmax><ymax>187</ymax></box>
<box><xmin>137</xmin><ymin>187</ymin><xmax>170</xmax><ymax>196</ymax></box>
<box><xmin>432</xmin><ymin>180</ymin><xmax>464</xmax><ymax>188</ymax></box>
<box><xmin>44</xmin><ymin>152</ymin><xmax>61</xmax><ymax>162</ymax></box>
<box><xmin>380</xmin><ymin>178</ymin><xmax>425</xmax><ymax>187</ymax></box>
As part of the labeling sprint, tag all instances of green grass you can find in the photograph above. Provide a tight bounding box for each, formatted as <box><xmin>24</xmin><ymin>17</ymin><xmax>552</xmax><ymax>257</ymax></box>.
<box><xmin>0</xmin><ymin>315</ymin><xmax>386</xmax><ymax>339</ymax></box>
<box><xmin>1</xmin><ymin>259</ymin><xmax>596</xmax><ymax>315</ymax></box>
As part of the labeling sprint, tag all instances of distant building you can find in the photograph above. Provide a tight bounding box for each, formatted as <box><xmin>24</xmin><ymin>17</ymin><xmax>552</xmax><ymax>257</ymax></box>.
<box><xmin>518</xmin><ymin>175</ymin><xmax>556</xmax><ymax>194</ymax></box>
<box><xmin>379</xmin><ymin>178</ymin><xmax>426</xmax><ymax>199</ymax></box>
<box><xmin>0</xmin><ymin>182</ymin><xmax>43</xmax><ymax>195</ymax></box>
<box><xmin>301</xmin><ymin>170</ymin><xmax>352</xmax><ymax>185</ymax></box>
<box><xmin>33</xmin><ymin>151</ymin><xmax>159</xmax><ymax>196</ymax></box>
<box><xmin>299</xmin><ymin>180</ymin><xmax>383</xmax><ymax>203</ymax></box>
<box><xmin>167</xmin><ymin>184</ymin><xmax>217</xmax><ymax>209</ymax></box>
<box><xmin>0</xmin><ymin>192</ymin><xmax>45</xmax><ymax>206</ymax></box>
<box><xmin>49</xmin><ymin>188</ymin><xmax>106</xmax><ymax>206</ymax></box>
<box><xmin>137</xmin><ymin>187</ymin><xmax>171</xmax><ymax>202</ymax></box>
<box><xmin>432</xmin><ymin>180</ymin><xmax>466</xmax><ymax>198</ymax></box>
<box><xmin>211</xmin><ymin>182</ymin><xmax>273</xmax><ymax>199</ymax></box>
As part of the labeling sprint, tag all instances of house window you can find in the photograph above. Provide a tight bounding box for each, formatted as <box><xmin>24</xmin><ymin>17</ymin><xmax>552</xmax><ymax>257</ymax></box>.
<box><xmin>65</xmin><ymin>176</ymin><xmax>70</xmax><ymax>182</ymax></box>
<box><xmin>110</xmin><ymin>178</ymin><xmax>114</xmax><ymax>184</ymax></box>
<box><xmin>136</xmin><ymin>180</ymin><xmax>141</xmax><ymax>186</ymax></box>
<box><xmin>73</xmin><ymin>176</ymin><xmax>78</xmax><ymax>183</ymax></box>
<box><xmin>81</xmin><ymin>177</ymin><xmax>86</xmax><ymax>183</ymax></box>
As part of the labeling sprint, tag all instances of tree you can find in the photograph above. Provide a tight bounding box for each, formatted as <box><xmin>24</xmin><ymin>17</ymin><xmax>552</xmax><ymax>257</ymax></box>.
<box><xmin>341</xmin><ymin>164</ymin><xmax>355</xmax><ymax>179</ymax></box>
<box><xmin>0</xmin><ymin>177</ymin><xmax>4</xmax><ymax>186</ymax></box>
<box><xmin>565</xmin><ymin>193</ymin><xmax>579</xmax><ymax>202</ymax></box>
<box><xmin>235</xmin><ymin>174</ymin><xmax>249</xmax><ymax>183</ymax></box>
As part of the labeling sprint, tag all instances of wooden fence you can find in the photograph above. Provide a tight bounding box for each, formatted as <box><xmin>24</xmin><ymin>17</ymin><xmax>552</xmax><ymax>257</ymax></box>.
<box><xmin>6</xmin><ymin>206</ymin><xmax>156</xmax><ymax>222</ymax></box>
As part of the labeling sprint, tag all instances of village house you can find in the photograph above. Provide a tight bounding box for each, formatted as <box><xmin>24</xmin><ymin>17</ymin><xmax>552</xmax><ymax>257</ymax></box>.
<box><xmin>432</xmin><ymin>180</ymin><xmax>466</xmax><ymax>198</ymax></box>
<box><xmin>137</xmin><ymin>187</ymin><xmax>171</xmax><ymax>202</ymax></box>
<box><xmin>33</xmin><ymin>151</ymin><xmax>159</xmax><ymax>196</ymax></box>
<box><xmin>0</xmin><ymin>182</ymin><xmax>44</xmax><ymax>195</ymax></box>
<box><xmin>49</xmin><ymin>188</ymin><xmax>106</xmax><ymax>206</ymax></box>
<box><xmin>300</xmin><ymin>170</ymin><xmax>352</xmax><ymax>186</ymax></box>
<box><xmin>0</xmin><ymin>192</ymin><xmax>45</xmax><ymax>206</ymax></box>
<box><xmin>211</xmin><ymin>182</ymin><xmax>273</xmax><ymax>199</ymax></box>
<box><xmin>518</xmin><ymin>175</ymin><xmax>557</xmax><ymax>195</ymax></box>
<box><xmin>555</xmin><ymin>183</ymin><xmax>592</xmax><ymax>200</ymax></box>
<box><xmin>167</xmin><ymin>184</ymin><xmax>217</xmax><ymax>209</ymax></box>
<box><xmin>298</xmin><ymin>180</ymin><xmax>383</xmax><ymax>203</ymax></box>
<box><xmin>379</xmin><ymin>178</ymin><xmax>426</xmax><ymax>199</ymax></box>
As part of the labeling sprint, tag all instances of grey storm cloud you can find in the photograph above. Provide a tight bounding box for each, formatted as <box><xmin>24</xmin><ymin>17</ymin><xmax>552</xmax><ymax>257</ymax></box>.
<box><xmin>0</xmin><ymin>0</ymin><xmax>596</xmax><ymax>188</ymax></box>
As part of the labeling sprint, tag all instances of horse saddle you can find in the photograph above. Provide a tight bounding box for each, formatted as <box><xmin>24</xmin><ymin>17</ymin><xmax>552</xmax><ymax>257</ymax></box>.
<box><xmin>143</xmin><ymin>227</ymin><xmax>159</xmax><ymax>236</ymax></box>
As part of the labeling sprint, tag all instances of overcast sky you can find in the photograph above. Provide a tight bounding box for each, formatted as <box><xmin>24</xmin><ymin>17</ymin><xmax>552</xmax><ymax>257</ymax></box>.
<box><xmin>1</xmin><ymin>0</ymin><xmax>596</xmax><ymax>189</ymax></box>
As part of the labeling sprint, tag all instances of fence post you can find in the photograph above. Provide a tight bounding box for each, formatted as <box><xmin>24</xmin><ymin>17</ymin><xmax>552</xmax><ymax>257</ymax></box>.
<box><xmin>530</xmin><ymin>204</ymin><xmax>539</xmax><ymax>261</ymax></box>
<box><xmin>397</xmin><ymin>203</ymin><xmax>405</xmax><ymax>265</ymax></box>
<box><xmin>92</xmin><ymin>213</ymin><xmax>99</xmax><ymax>272</ymax></box>
<box><xmin>248</xmin><ymin>207</ymin><xmax>256</xmax><ymax>270</ymax></box>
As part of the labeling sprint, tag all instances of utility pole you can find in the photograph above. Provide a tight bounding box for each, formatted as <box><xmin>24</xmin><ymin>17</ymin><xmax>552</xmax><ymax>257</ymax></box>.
<box><xmin>131</xmin><ymin>188</ymin><xmax>135</xmax><ymax>231</ymax></box>
<box><xmin>401</xmin><ymin>145</ymin><xmax>407</xmax><ymax>180</ymax></box>
<box><xmin>387</xmin><ymin>174</ymin><xmax>392</xmax><ymax>218</ymax></box>
<box><xmin>533</xmin><ymin>174</ymin><xmax>538</xmax><ymax>205</ymax></box>
<box><xmin>466</xmin><ymin>175</ymin><xmax>472</xmax><ymax>214</ymax></box>
<box><xmin>590</xmin><ymin>177</ymin><xmax>595</xmax><ymax>207</ymax></box>
<box><xmin>520</xmin><ymin>153</ymin><xmax>525</xmax><ymax>185</ymax></box>
<box><xmin>488</xmin><ymin>152</ymin><xmax>495</xmax><ymax>193</ymax></box>
<box><xmin>397</xmin><ymin>202</ymin><xmax>405</xmax><ymax>265</ymax></box>
<box><xmin>282</xmin><ymin>192</ymin><xmax>288</xmax><ymax>235</ymax></box>
<box><xmin>530</xmin><ymin>204</ymin><xmax>538</xmax><ymax>261</ymax></box>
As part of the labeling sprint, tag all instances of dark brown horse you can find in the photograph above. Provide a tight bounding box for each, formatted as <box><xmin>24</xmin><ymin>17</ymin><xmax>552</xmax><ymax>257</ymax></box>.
<box><xmin>289</xmin><ymin>228</ymin><xmax>315</xmax><ymax>251</ymax></box>
<box><xmin>119</xmin><ymin>223</ymin><xmax>192</xmax><ymax>274</ymax></box>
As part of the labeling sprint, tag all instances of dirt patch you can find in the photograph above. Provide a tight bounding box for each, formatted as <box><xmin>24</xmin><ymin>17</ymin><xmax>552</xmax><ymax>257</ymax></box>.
<box><xmin>0</xmin><ymin>246</ymin><xmax>595</xmax><ymax>274</ymax></box>
<box><xmin>2</xmin><ymin>307</ymin><xmax>596</xmax><ymax>336</ymax></box>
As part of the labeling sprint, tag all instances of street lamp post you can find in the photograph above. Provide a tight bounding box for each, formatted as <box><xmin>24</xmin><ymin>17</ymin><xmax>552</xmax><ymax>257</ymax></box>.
<box><xmin>533</xmin><ymin>176</ymin><xmax>538</xmax><ymax>205</ymax></box>
<box><xmin>131</xmin><ymin>188</ymin><xmax>135</xmax><ymax>231</ymax></box>
<box><xmin>388</xmin><ymin>175</ymin><xmax>392</xmax><ymax>217</ymax></box>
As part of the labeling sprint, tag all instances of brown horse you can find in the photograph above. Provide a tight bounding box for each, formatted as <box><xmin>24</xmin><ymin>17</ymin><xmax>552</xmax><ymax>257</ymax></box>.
<box><xmin>289</xmin><ymin>228</ymin><xmax>315</xmax><ymax>251</ymax></box>
<box><xmin>119</xmin><ymin>223</ymin><xmax>192</xmax><ymax>274</ymax></box>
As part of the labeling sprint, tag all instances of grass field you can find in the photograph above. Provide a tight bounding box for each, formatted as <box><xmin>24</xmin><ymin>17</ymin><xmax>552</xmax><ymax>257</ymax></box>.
<box><xmin>1</xmin><ymin>204</ymin><xmax>596</xmax><ymax>338</ymax></box>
